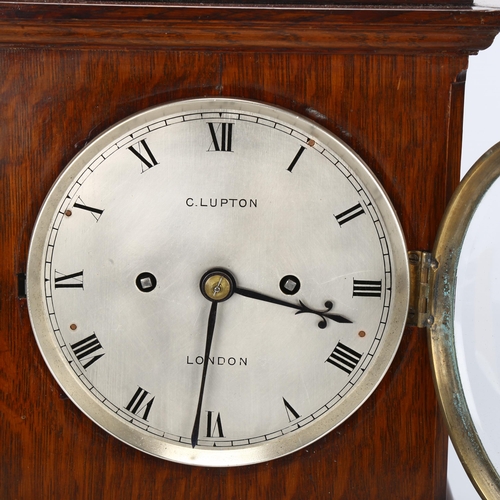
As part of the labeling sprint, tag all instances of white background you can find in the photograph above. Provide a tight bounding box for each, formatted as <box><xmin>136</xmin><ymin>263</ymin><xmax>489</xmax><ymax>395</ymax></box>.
<box><xmin>447</xmin><ymin>6</ymin><xmax>500</xmax><ymax>498</ymax></box>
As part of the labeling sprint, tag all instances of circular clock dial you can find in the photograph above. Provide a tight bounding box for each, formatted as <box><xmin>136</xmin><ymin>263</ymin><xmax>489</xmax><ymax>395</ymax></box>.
<box><xmin>27</xmin><ymin>98</ymin><xmax>409</xmax><ymax>466</ymax></box>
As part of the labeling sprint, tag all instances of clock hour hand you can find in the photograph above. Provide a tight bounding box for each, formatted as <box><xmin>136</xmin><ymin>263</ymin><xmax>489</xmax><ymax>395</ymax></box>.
<box><xmin>233</xmin><ymin>286</ymin><xmax>352</xmax><ymax>329</ymax></box>
<box><xmin>197</xmin><ymin>268</ymin><xmax>351</xmax><ymax>330</ymax></box>
<box><xmin>191</xmin><ymin>300</ymin><xmax>218</xmax><ymax>448</ymax></box>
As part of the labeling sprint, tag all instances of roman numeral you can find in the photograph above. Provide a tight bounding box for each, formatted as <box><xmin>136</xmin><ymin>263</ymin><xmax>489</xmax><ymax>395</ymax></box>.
<box><xmin>70</xmin><ymin>333</ymin><xmax>105</xmax><ymax>369</ymax></box>
<box><xmin>128</xmin><ymin>139</ymin><xmax>159</xmax><ymax>172</ymax></box>
<box><xmin>208</xmin><ymin>123</ymin><xmax>233</xmax><ymax>152</ymax></box>
<box><xmin>326</xmin><ymin>342</ymin><xmax>362</xmax><ymax>374</ymax></box>
<box><xmin>353</xmin><ymin>279</ymin><xmax>382</xmax><ymax>298</ymax></box>
<box><xmin>54</xmin><ymin>270</ymin><xmax>84</xmax><ymax>289</ymax></box>
<box><xmin>125</xmin><ymin>387</ymin><xmax>155</xmax><ymax>421</ymax></box>
<box><xmin>283</xmin><ymin>398</ymin><xmax>300</xmax><ymax>422</ymax></box>
<box><xmin>334</xmin><ymin>202</ymin><xmax>365</xmax><ymax>226</ymax></box>
<box><xmin>73</xmin><ymin>197</ymin><xmax>104</xmax><ymax>222</ymax></box>
<box><xmin>206</xmin><ymin>411</ymin><xmax>224</xmax><ymax>438</ymax></box>
<box><xmin>287</xmin><ymin>145</ymin><xmax>306</xmax><ymax>172</ymax></box>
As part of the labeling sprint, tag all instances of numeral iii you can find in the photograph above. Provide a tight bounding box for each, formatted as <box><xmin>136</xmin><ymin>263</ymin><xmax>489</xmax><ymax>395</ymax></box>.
<box><xmin>353</xmin><ymin>279</ymin><xmax>382</xmax><ymax>298</ymax></box>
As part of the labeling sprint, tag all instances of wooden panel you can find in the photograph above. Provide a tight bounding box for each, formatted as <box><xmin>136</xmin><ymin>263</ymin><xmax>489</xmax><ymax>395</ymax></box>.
<box><xmin>0</xmin><ymin>3</ymin><xmax>499</xmax><ymax>54</ymax></box>
<box><xmin>0</xmin><ymin>46</ymin><xmax>460</xmax><ymax>500</ymax></box>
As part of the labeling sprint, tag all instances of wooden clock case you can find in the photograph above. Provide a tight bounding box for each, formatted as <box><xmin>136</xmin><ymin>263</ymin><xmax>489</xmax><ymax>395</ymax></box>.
<box><xmin>1</xmin><ymin>1</ymin><xmax>500</xmax><ymax>498</ymax></box>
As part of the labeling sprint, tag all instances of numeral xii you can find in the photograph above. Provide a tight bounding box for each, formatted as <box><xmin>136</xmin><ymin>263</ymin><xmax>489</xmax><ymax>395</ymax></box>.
<box><xmin>208</xmin><ymin>123</ymin><xmax>233</xmax><ymax>152</ymax></box>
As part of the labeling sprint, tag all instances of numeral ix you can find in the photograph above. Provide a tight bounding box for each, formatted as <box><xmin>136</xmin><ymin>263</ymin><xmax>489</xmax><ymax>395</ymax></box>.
<box><xmin>54</xmin><ymin>270</ymin><xmax>84</xmax><ymax>289</ymax></box>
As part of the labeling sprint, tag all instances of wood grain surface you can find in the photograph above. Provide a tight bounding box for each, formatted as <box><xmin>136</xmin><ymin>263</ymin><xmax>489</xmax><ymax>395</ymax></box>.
<box><xmin>0</xmin><ymin>3</ymin><xmax>499</xmax><ymax>54</ymax></box>
<box><xmin>1</xmin><ymin>3</ymin><xmax>499</xmax><ymax>499</ymax></box>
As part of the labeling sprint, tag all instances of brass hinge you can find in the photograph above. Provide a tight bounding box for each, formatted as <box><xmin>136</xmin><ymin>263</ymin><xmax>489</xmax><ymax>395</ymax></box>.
<box><xmin>407</xmin><ymin>250</ymin><xmax>437</xmax><ymax>328</ymax></box>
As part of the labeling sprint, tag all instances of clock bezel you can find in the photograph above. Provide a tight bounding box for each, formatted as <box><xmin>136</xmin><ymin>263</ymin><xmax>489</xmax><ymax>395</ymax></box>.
<box><xmin>26</xmin><ymin>97</ymin><xmax>410</xmax><ymax>467</ymax></box>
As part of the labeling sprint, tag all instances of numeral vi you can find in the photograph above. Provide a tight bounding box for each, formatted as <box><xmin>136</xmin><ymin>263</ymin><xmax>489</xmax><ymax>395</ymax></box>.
<box><xmin>206</xmin><ymin>411</ymin><xmax>224</xmax><ymax>438</ymax></box>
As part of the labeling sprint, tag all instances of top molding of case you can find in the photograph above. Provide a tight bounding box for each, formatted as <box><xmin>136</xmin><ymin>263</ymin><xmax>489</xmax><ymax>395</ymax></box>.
<box><xmin>0</xmin><ymin>2</ymin><xmax>499</xmax><ymax>54</ymax></box>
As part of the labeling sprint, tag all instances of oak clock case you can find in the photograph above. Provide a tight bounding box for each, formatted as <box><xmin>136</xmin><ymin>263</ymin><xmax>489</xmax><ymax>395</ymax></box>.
<box><xmin>26</xmin><ymin>97</ymin><xmax>410</xmax><ymax>467</ymax></box>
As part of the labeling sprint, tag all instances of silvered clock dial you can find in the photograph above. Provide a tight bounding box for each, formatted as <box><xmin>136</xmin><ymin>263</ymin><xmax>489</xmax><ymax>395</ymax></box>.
<box><xmin>27</xmin><ymin>98</ymin><xmax>409</xmax><ymax>466</ymax></box>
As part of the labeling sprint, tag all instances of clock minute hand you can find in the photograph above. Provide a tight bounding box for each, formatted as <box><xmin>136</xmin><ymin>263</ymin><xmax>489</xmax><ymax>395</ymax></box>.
<box><xmin>233</xmin><ymin>286</ymin><xmax>352</xmax><ymax>329</ymax></box>
<box><xmin>191</xmin><ymin>300</ymin><xmax>218</xmax><ymax>448</ymax></box>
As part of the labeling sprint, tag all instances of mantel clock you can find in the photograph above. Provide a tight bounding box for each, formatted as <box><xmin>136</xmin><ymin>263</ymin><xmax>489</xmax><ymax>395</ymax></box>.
<box><xmin>2</xmin><ymin>1</ymin><xmax>500</xmax><ymax>498</ymax></box>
